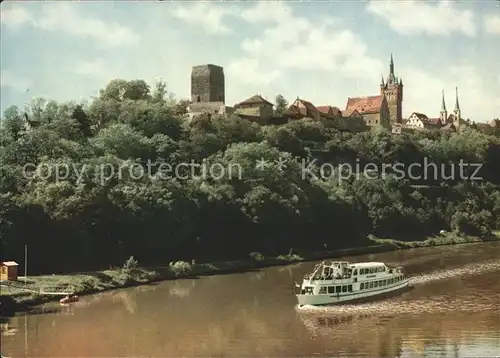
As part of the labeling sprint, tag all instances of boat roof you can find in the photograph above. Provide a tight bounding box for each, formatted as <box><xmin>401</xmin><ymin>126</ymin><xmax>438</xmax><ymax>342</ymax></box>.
<box><xmin>349</xmin><ymin>262</ymin><xmax>386</xmax><ymax>268</ymax></box>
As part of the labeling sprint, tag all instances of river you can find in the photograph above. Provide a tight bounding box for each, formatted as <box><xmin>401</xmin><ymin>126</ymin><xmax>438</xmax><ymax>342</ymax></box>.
<box><xmin>2</xmin><ymin>242</ymin><xmax>500</xmax><ymax>357</ymax></box>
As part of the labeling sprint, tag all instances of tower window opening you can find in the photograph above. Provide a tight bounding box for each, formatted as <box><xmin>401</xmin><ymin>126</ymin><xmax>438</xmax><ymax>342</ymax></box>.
<box><xmin>196</xmin><ymin>96</ymin><xmax>201</xmax><ymax>102</ymax></box>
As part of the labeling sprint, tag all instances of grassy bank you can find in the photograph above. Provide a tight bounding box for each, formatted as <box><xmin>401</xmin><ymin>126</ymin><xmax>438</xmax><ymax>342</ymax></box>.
<box><xmin>1</xmin><ymin>231</ymin><xmax>499</xmax><ymax>314</ymax></box>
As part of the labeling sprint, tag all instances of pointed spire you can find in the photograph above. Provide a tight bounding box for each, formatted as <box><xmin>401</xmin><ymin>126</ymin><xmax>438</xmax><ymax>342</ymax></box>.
<box><xmin>390</xmin><ymin>53</ymin><xmax>394</xmax><ymax>76</ymax></box>
<box><xmin>381</xmin><ymin>75</ymin><xmax>385</xmax><ymax>86</ymax></box>
<box><xmin>454</xmin><ymin>87</ymin><xmax>460</xmax><ymax>111</ymax></box>
<box><xmin>441</xmin><ymin>90</ymin><xmax>447</xmax><ymax>112</ymax></box>
<box><xmin>399</xmin><ymin>77</ymin><xmax>403</xmax><ymax>86</ymax></box>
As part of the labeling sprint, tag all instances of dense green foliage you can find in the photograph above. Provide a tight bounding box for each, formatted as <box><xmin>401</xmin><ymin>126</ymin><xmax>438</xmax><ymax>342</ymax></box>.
<box><xmin>1</xmin><ymin>80</ymin><xmax>499</xmax><ymax>273</ymax></box>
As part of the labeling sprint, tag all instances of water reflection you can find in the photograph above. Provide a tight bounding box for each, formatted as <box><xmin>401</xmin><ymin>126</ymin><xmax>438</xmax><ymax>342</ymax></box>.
<box><xmin>2</xmin><ymin>242</ymin><xmax>499</xmax><ymax>357</ymax></box>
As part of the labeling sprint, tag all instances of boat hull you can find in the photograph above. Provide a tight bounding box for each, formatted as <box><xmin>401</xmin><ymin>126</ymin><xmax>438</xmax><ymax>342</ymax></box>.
<box><xmin>297</xmin><ymin>280</ymin><xmax>410</xmax><ymax>307</ymax></box>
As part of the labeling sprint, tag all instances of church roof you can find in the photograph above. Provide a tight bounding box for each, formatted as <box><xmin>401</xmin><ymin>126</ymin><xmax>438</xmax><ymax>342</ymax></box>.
<box><xmin>345</xmin><ymin>95</ymin><xmax>383</xmax><ymax>114</ymax></box>
<box><xmin>237</xmin><ymin>94</ymin><xmax>274</xmax><ymax>106</ymax></box>
<box><xmin>441</xmin><ymin>123</ymin><xmax>457</xmax><ymax>131</ymax></box>
<box><xmin>426</xmin><ymin>118</ymin><xmax>442</xmax><ymax>126</ymax></box>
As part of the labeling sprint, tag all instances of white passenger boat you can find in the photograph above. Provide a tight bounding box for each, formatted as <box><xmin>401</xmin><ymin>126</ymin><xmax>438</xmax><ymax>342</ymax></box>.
<box><xmin>295</xmin><ymin>261</ymin><xmax>410</xmax><ymax>306</ymax></box>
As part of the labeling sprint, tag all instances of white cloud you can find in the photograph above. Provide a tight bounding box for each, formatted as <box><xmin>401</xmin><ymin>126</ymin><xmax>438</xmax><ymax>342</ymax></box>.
<box><xmin>1</xmin><ymin>1</ymin><xmax>498</xmax><ymax>122</ymax></box>
<box><xmin>366</xmin><ymin>0</ymin><xmax>476</xmax><ymax>37</ymax></box>
<box><xmin>227</xmin><ymin>58</ymin><xmax>281</xmax><ymax>86</ymax></box>
<box><xmin>74</xmin><ymin>59</ymin><xmax>111</xmax><ymax>78</ymax></box>
<box><xmin>227</xmin><ymin>2</ymin><xmax>383</xmax><ymax>87</ymax></box>
<box><xmin>402</xmin><ymin>65</ymin><xmax>499</xmax><ymax>121</ymax></box>
<box><xmin>172</xmin><ymin>2</ymin><xmax>234</xmax><ymax>35</ymax></box>
<box><xmin>0</xmin><ymin>6</ymin><xmax>31</xmax><ymax>27</ymax></box>
<box><xmin>0</xmin><ymin>3</ymin><xmax>138</xmax><ymax>46</ymax></box>
<box><xmin>1</xmin><ymin>70</ymin><xmax>32</xmax><ymax>92</ymax></box>
<box><xmin>484</xmin><ymin>14</ymin><xmax>500</xmax><ymax>35</ymax></box>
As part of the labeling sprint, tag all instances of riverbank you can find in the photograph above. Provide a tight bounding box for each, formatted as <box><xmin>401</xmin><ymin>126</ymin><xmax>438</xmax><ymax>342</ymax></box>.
<box><xmin>1</xmin><ymin>231</ymin><xmax>499</xmax><ymax>315</ymax></box>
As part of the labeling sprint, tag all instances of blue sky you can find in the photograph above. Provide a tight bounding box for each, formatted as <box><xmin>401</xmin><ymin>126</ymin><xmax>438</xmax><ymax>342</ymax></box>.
<box><xmin>1</xmin><ymin>0</ymin><xmax>499</xmax><ymax>121</ymax></box>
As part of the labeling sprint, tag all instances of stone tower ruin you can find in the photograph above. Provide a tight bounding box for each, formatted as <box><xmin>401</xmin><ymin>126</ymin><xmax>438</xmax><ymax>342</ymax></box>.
<box><xmin>191</xmin><ymin>64</ymin><xmax>225</xmax><ymax>104</ymax></box>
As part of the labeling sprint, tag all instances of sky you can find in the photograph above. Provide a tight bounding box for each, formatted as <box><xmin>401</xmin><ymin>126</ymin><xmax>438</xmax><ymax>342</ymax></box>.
<box><xmin>1</xmin><ymin>0</ymin><xmax>499</xmax><ymax>122</ymax></box>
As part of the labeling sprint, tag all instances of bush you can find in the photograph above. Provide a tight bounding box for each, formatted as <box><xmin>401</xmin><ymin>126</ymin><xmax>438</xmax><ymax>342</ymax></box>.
<box><xmin>169</xmin><ymin>261</ymin><xmax>192</xmax><ymax>277</ymax></box>
<box><xmin>249</xmin><ymin>252</ymin><xmax>265</xmax><ymax>261</ymax></box>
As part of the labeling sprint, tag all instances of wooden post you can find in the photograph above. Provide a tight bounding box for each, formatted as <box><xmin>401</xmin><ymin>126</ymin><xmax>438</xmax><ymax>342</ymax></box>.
<box><xmin>24</xmin><ymin>245</ymin><xmax>27</xmax><ymax>286</ymax></box>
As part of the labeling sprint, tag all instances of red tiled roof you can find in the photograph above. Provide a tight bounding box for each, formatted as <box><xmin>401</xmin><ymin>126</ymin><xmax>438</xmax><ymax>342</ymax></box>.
<box><xmin>425</xmin><ymin>118</ymin><xmax>442</xmax><ymax>126</ymax></box>
<box><xmin>317</xmin><ymin>105</ymin><xmax>342</xmax><ymax>116</ymax></box>
<box><xmin>297</xmin><ymin>98</ymin><xmax>318</xmax><ymax>113</ymax></box>
<box><xmin>285</xmin><ymin>98</ymin><xmax>319</xmax><ymax>119</ymax></box>
<box><xmin>342</xmin><ymin>109</ymin><xmax>362</xmax><ymax>118</ymax></box>
<box><xmin>316</xmin><ymin>106</ymin><xmax>331</xmax><ymax>113</ymax></box>
<box><xmin>411</xmin><ymin>112</ymin><xmax>428</xmax><ymax>120</ymax></box>
<box><xmin>345</xmin><ymin>95</ymin><xmax>383</xmax><ymax>114</ymax></box>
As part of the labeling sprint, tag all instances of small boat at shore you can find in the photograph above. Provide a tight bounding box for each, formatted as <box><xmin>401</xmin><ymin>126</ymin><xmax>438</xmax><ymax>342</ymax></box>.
<box><xmin>59</xmin><ymin>295</ymin><xmax>79</xmax><ymax>304</ymax></box>
<box><xmin>295</xmin><ymin>260</ymin><xmax>410</xmax><ymax>307</ymax></box>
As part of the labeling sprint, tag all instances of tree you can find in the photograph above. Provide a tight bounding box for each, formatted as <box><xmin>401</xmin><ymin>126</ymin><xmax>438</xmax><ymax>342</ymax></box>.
<box><xmin>274</xmin><ymin>94</ymin><xmax>288</xmax><ymax>116</ymax></box>
<box><xmin>1</xmin><ymin>78</ymin><xmax>499</xmax><ymax>273</ymax></box>
<box><xmin>71</xmin><ymin>105</ymin><xmax>92</xmax><ymax>138</ymax></box>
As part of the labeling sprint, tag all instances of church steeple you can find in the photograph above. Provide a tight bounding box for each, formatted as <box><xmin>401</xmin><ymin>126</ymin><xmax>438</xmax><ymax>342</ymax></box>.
<box><xmin>381</xmin><ymin>53</ymin><xmax>403</xmax><ymax>125</ymax></box>
<box><xmin>387</xmin><ymin>53</ymin><xmax>395</xmax><ymax>83</ymax></box>
<box><xmin>440</xmin><ymin>90</ymin><xmax>448</xmax><ymax>124</ymax></box>
<box><xmin>453</xmin><ymin>87</ymin><xmax>461</xmax><ymax>122</ymax></box>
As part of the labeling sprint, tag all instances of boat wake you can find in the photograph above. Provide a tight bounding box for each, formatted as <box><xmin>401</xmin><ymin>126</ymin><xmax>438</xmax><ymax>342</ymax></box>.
<box><xmin>408</xmin><ymin>259</ymin><xmax>500</xmax><ymax>284</ymax></box>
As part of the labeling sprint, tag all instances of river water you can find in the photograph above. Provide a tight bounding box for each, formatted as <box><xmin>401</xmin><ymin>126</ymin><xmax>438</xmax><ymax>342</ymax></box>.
<box><xmin>2</xmin><ymin>242</ymin><xmax>500</xmax><ymax>357</ymax></box>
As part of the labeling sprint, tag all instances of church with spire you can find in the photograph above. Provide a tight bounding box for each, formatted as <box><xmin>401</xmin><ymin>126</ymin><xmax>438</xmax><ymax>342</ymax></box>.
<box><xmin>440</xmin><ymin>87</ymin><xmax>462</xmax><ymax>126</ymax></box>
<box><xmin>344</xmin><ymin>54</ymin><xmax>403</xmax><ymax>129</ymax></box>
<box><xmin>380</xmin><ymin>54</ymin><xmax>404</xmax><ymax>125</ymax></box>
<box><xmin>406</xmin><ymin>86</ymin><xmax>466</xmax><ymax>131</ymax></box>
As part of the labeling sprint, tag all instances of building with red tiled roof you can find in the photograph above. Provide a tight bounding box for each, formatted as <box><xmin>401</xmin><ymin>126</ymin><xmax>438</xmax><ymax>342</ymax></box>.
<box><xmin>316</xmin><ymin>106</ymin><xmax>342</xmax><ymax>117</ymax></box>
<box><xmin>285</xmin><ymin>97</ymin><xmax>320</xmax><ymax>121</ymax></box>
<box><xmin>405</xmin><ymin>112</ymin><xmax>443</xmax><ymax>130</ymax></box>
<box><xmin>284</xmin><ymin>99</ymin><xmax>367</xmax><ymax>132</ymax></box>
<box><xmin>404</xmin><ymin>88</ymin><xmax>468</xmax><ymax>132</ymax></box>
<box><xmin>379</xmin><ymin>54</ymin><xmax>403</xmax><ymax>125</ymax></box>
<box><xmin>339</xmin><ymin>55</ymin><xmax>401</xmax><ymax>129</ymax></box>
<box><xmin>345</xmin><ymin>94</ymin><xmax>391</xmax><ymax>128</ymax></box>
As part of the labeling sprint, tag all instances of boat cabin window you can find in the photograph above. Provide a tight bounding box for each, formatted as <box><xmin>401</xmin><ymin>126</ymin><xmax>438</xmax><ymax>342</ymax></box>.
<box><xmin>360</xmin><ymin>283</ymin><xmax>364</xmax><ymax>289</ymax></box>
<box><xmin>305</xmin><ymin>287</ymin><xmax>313</xmax><ymax>294</ymax></box>
<box><xmin>328</xmin><ymin>286</ymin><xmax>335</xmax><ymax>294</ymax></box>
<box><xmin>320</xmin><ymin>287</ymin><xmax>327</xmax><ymax>294</ymax></box>
<box><xmin>335</xmin><ymin>286</ymin><xmax>341</xmax><ymax>293</ymax></box>
<box><xmin>374</xmin><ymin>281</ymin><xmax>379</xmax><ymax>288</ymax></box>
<box><xmin>353</xmin><ymin>269</ymin><xmax>358</xmax><ymax>276</ymax></box>
<box><xmin>342</xmin><ymin>285</ymin><xmax>347</xmax><ymax>293</ymax></box>
<box><xmin>348</xmin><ymin>284</ymin><xmax>353</xmax><ymax>292</ymax></box>
<box><xmin>370</xmin><ymin>282</ymin><xmax>374</xmax><ymax>288</ymax></box>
